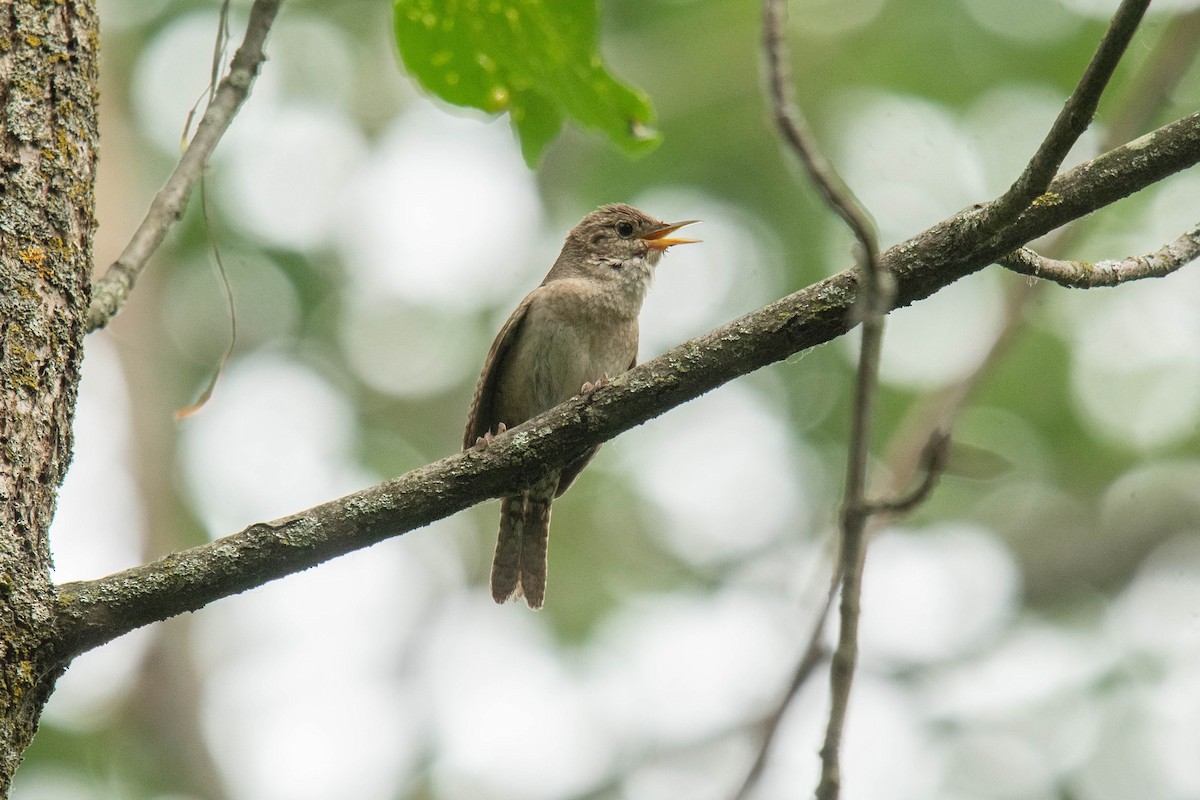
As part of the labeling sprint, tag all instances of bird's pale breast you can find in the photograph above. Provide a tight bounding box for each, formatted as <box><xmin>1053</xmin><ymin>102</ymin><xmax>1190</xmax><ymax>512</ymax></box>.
<box><xmin>496</xmin><ymin>279</ymin><xmax>638</xmax><ymax>425</ymax></box>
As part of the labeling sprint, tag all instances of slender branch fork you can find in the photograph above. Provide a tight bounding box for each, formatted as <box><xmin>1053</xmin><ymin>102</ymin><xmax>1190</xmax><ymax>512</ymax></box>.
<box><xmin>739</xmin><ymin>1</ymin><xmax>1156</xmax><ymax>798</ymax></box>
<box><xmin>85</xmin><ymin>0</ymin><xmax>283</xmax><ymax>333</ymax></box>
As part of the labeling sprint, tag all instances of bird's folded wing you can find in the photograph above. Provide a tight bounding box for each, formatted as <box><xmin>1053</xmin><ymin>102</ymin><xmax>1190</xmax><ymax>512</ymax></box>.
<box><xmin>463</xmin><ymin>292</ymin><xmax>534</xmax><ymax>449</ymax></box>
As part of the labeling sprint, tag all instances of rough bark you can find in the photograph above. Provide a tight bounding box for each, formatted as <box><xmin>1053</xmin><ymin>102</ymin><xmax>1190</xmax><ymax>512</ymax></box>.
<box><xmin>0</xmin><ymin>0</ymin><xmax>97</xmax><ymax>790</ymax></box>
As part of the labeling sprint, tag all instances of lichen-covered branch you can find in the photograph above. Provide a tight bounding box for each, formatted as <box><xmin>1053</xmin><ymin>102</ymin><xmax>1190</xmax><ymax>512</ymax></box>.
<box><xmin>998</xmin><ymin>222</ymin><xmax>1200</xmax><ymax>288</ymax></box>
<box><xmin>85</xmin><ymin>0</ymin><xmax>282</xmax><ymax>333</ymax></box>
<box><xmin>50</xmin><ymin>109</ymin><xmax>1200</xmax><ymax>661</ymax></box>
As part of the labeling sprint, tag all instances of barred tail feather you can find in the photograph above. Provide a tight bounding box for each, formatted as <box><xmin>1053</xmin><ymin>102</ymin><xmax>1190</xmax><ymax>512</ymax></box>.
<box><xmin>490</xmin><ymin>494</ymin><xmax>525</xmax><ymax>603</ymax></box>
<box><xmin>517</xmin><ymin>485</ymin><xmax>554</xmax><ymax>609</ymax></box>
<box><xmin>490</xmin><ymin>474</ymin><xmax>560</xmax><ymax>608</ymax></box>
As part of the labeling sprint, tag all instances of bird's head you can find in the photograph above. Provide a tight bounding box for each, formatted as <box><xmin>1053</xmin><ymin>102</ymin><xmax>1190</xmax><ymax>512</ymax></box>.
<box><xmin>549</xmin><ymin>203</ymin><xmax>700</xmax><ymax>291</ymax></box>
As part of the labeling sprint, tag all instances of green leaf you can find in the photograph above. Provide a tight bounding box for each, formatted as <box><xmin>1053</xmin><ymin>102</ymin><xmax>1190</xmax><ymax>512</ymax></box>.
<box><xmin>392</xmin><ymin>0</ymin><xmax>661</xmax><ymax>165</ymax></box>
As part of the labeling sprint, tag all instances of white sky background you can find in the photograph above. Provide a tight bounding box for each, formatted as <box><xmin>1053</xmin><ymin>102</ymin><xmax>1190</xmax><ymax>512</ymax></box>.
<box><xmin>30</xmin><ymin>1</ymin><xmax>1200</xmax><ymax>799</ymax></box>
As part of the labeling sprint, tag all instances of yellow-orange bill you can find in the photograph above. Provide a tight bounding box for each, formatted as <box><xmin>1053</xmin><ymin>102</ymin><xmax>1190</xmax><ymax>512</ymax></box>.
<box><xmin>642</xmin><ymin>219</ymin><xmax>701</xmax><ymax>250</ymax></box>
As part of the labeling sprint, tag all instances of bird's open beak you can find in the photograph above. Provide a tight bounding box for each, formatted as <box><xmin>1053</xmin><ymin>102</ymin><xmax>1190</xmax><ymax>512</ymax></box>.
<box><xmin>641</xmin><ymin>219</ymin><xmax>701</xmax><ymax>250</ymax></box>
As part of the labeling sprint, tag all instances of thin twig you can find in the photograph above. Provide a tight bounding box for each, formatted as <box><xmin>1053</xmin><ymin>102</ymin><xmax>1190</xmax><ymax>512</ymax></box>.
<box><xmin>762</xmin><ymin>0</ymin><xmax>880</xmax><ymax>286</ymax></box>
<box><xmin>815</xmin><ymin>325</ymin><xmax>879</xmax><ymax>800</ymax></box>
<box><xmin>982</xmin><ymin>0</ymin><xmax>1149</xmax><ymax>232</ymax></box>
<box><xmin>1106</xmin><ymin>7</ymin><xmax>1200</xmax><ymax>147</ymax></box>
<box><xmin>86</xmin><ymin>0</ymin><xmax>283</xmax><ymax>333</ymax></box>
<box><xmin>732</xmin><ymin>585</ymin><xmax>835</xmax><ymax>800</ymax></box>
<box><xmin>774</xmin><ymin>29</ymin><xmax>1200</xmax><ymax>779</ymax></box>
<box><xmin>868</xmin><ymin>429</ymin><xmax>950</xmax><ymax>515</ymax></box>
<box><xmin>762</xmin><ymin>1</ymin><xmax>887</xmax><ymax>798</ymax></box>
<box><xmin>998</xmin><ymin>223</ymin><xmax>1200</xmax><ymax>288</ymax></box>
<box><xmin>747</xmin><ymin>2</ymin><xmax>1161</xmax><ymax>796</ymax></box>
<box><xmin>173</xmin><ymin>180</ymin><xmax>240</xmax><ymax>419</ymax></box>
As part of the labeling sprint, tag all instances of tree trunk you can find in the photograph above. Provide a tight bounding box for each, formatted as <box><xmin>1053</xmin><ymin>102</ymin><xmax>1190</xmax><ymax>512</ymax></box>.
<box><xmin>0</xmin><ymin>0</ymin><xmax>97</xmax><ymax>791</ymax></box>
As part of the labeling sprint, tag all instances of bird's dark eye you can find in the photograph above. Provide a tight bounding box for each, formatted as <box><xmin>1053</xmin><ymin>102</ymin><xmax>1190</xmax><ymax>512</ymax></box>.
<box><xmin>616</xmin><ymin>220</ymin><xmax>635</xmax><ymax>238</ymax></box>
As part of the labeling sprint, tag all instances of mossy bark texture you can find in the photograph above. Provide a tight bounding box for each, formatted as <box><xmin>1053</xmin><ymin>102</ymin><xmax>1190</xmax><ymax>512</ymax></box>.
<box><xmin>0</xmin><ymin>0</ymin><xmax>97</xmax><ymax>791</ymax></box>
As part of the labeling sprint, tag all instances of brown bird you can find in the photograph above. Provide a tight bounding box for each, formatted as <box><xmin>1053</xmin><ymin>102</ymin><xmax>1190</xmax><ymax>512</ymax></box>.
<box><xmin>463</xmin><ymin>204</ymin><xmax>699</xmax><ymax>608</ymax></box>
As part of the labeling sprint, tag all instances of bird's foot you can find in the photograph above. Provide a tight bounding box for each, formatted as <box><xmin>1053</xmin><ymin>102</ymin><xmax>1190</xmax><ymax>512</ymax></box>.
<box><xmin>474</xmin><ymin>421</ymin><xmax>507</xmax><ymax>448</ymax></box>
<box><xmin>580</xmin><ymin>373</ymin><xmax>613</xmax><ymax>396</ymax></box>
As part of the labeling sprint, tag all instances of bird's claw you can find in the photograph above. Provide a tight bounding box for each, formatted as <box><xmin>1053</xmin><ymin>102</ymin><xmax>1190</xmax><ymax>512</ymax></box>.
<box><xmin>474</xmin><ymin>422</ymin><xmax>507</xmax><ymax>448</ymax></box>
<box><xmin>580</xmin><ymin>373</ymin><xmax>612</xmax><ymax>395</ymax></box>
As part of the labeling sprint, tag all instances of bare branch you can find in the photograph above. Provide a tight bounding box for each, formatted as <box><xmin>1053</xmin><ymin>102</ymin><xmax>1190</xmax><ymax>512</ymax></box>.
<box><xmin>762</xmin><ymin>0</ymin><xmax>879</xmax><ymax>288</ymax></box>
<box><xmin>982</xmin><ymin>0</ymin><xmax>1149</xmax><ymax>231</ymax></box>
<box><xmin>50</xmin><ymin>110</ymin><xmax>1200</xmax><ymax>663</ymax></box>
<box><xmin>85</xmin><ymin>0</ymin><xmax>283</xmax><ymax>333</ymax></box>
<box><xmin>998</xmin><ymin>223</ymin><xmax>1200</xmax><ymax>288</ymax></box>
<box><xmin>732</xmin><ymin>586</ymin><xmax>834</xmax><ymax>800</ymax></box>
<box><xmin>806</xmin><ymin>14</ymin><xmax>1176</xmax><ymax>787</ymax></box>
<box><xmin>763</xmin><ymin>2</ymin><xmax>886</xmax><ymax>793</ymax></box>
<box><xmin>813</xmin><ymin>9</ymin><xmax>1146</xmax><ymax>784</ymax></box>
<box><xmin>737</xmin><ymin>420</ymin><xmax>949</xmax><ymax>800</ymax></box>
<box><xmin>816</xmin><ymin>325</ymin><xmax>879</xmax><ymax>800</ymax></box>
<box><xmin>1106</xmin><ymin>6</ymin><xmax>1200</xmax><ymax>148</ymax></box>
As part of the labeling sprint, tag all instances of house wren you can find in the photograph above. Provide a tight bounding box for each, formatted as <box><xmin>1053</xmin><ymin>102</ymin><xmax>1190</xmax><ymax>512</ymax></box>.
<box><xmin>464</xmin><ymin>204</ymin><xmax>699</xmax><ymax>608</ymax></box>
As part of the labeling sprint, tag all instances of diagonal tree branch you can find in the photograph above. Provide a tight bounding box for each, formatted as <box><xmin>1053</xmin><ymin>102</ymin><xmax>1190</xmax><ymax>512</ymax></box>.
<box><xmin>997</xmin><ymin>222</ymin><xmax>1200</xmax><ymax>287</ymax></box>
<box><xmin>86</xmin><ymin>0</ymin><xmax>283</xmax><ymax>333</ymax></box>
<box><xmin>51</xmin><ymin>109</ymin><xmax>1200</xmax><ymax>663</ymax></box>
<box><xmin>980</xmin><ymin>0</ymin><xmax>1149</xmax><ymax>232</ymax></box>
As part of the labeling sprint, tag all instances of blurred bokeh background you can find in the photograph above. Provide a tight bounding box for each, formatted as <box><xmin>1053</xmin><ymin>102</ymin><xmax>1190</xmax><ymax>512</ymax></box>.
<box><xmin>17</xmin><ymin>0</ymin><xmax>1200</xmax><ymax>798</ymax></box>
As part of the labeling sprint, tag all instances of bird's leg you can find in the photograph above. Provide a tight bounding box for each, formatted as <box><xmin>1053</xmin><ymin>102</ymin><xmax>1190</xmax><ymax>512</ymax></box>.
<box><xmin>474</xmin><ymin>421</ymin><xmax>508</xmax><ymax>448</ymax></box>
